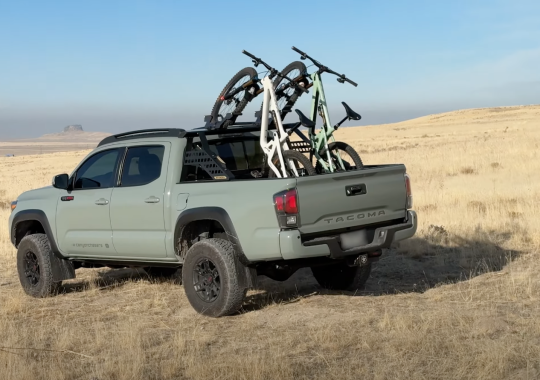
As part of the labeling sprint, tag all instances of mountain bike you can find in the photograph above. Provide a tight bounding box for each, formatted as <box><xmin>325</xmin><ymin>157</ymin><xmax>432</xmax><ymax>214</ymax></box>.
<box><xmin>211</xmin><ymin>50</ymin><xmax>316</xmax><ymax>178</ymax></box>
<box><xmin>288</xmin><ymin>46</ymin><xmax>365</xmax><ymax>173</ymax></box>
<box><xmin>209</xmin><ymin>58</ymin><xmax>309</xmax><ymax>129</ymax></box>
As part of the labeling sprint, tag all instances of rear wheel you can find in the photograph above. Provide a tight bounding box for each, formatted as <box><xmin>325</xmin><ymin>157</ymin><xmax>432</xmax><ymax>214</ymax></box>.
<box><xmin>182</xmin><ymin>238</ymin><xmax>247</xmax><ymax>317</ymax></box>
<box><xmin>317</xmin><ymin>141</ymin><xmax>364</xmax><ymax>173</ymax></box>
<box><xmin>268</xmin><ymin>149</ymin><xmax>317</xmax><ymax>178</ymax></box>
<box><xmin>261</xmin><ymin>61</ymin><xmax>309</xmax><ymax>122</ymax></box>
<box><xmin>211</xmin><ymin>67</ymin><xmax>258</xmax><ymax>128</ymax></box>
<box><xmin>311</xmin><ymin>262</ymin><xmax>372</xmax><ymax>291</ymax></box>
<box><xmin>17</xmin><ymin>234</ymin><xmax>61</xmax><ymax>297</ymax></box>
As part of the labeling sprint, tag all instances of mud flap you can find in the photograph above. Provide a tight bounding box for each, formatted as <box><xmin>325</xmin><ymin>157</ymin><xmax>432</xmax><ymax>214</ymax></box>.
<box><xmin>49</xmin><ymin>251</ymin><xmax>76</xmax><ymax>282</ymax></box>
<box><xmin>238</xmin><ymin>265</ymin><xmax>258</xmax><ymax>289</ymax></box>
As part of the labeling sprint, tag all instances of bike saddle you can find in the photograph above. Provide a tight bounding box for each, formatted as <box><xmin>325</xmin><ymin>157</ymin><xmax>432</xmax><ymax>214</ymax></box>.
<box><xmin>342</xmin><ymin>102</ymin><xmax>361</xmax><ymax>121</ymax></box>
<box><xmin>295</xmin><ymin>109</ymin><xmax>316</xmax><ymax>130</ymax></box>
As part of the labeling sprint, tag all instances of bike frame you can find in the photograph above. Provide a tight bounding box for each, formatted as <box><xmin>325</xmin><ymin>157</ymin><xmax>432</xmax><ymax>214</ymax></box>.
<box><xmin>305</xmin><ymin>71</ymin><xmax>347</xmax><ymax>172</ymax></box>
<box><xmin>259</xmin><ymin>76</ymin><xmax>299</xmax><ymax>178</ymax></box>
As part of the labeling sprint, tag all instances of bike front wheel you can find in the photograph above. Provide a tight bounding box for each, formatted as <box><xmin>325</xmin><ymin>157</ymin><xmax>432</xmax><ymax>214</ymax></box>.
<box><xmin>317</xmin><ymin>141</ymin><xmax>364</xmax><ymax>172</ymax></box>
<box><xmin>210</xmin><ymin>67</ymin><xmax>258</xmax><ymax>128</ymax></box>
<box><xmin>268</xmin><ymin>150</ymin><xmax>317</xmax><ymax>178</ymax></box>
<box><xmin>261</xmin><ymin>61</ymin><xmax>309</xmax><ymax>122</ymax></box>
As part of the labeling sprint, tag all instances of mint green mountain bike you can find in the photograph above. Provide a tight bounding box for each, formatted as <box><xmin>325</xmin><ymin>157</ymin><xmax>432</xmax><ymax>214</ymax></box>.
<box><xmin>284</xmin><ymin>46</ymin><xmax>364</xmax><ymax>173</ymax></box>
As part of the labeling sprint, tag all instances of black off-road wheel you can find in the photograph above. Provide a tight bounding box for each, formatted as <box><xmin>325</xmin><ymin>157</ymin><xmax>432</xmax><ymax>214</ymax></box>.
<box><xmin>17</xmin><ymin>234</ymin><xmax>61</xmax><ymax>297</ymax></box>
<box><xmin>182</xmin><ymin>238</ymin><xmax>247</xmax><ymax>317</ymax></box>
<box><xmin>317</xmin><ymin>141</ymin><xmax>364</xmax><ymax>173</ymax></box>
<box><xmin>144</xmin><ymin>267</ymin><xmax>182</xmax><ymax>284</ymax></box>
<box><xmin>311</xmin><ymin>262</ymin><xmax>372</xmax><ymax>291</ymax></box>
<box><xmin>210</xmin><ymin>67</ymin><xmax>258</xmax><ymax>128</ymax></box>
<box><xmin>268</xmin><ymin>150</ymin><xmax>317</xmax><ymax>178</ymax></box>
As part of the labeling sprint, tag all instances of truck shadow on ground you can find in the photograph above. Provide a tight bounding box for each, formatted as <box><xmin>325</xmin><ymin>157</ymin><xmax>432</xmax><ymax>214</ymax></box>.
<box><xmin>241</xmin><ymin>227</ymin><xmax>523</xmax><ymax>312</ymax></box>
<box><xmin>60</xmin><ymin>227</ymin><xmax>523</xmax><ymax>310</ymax></box>
<box><xmin>60</xmin><ymin>268</ymin><xmax>161</xmax><ymax>294</ymax></box>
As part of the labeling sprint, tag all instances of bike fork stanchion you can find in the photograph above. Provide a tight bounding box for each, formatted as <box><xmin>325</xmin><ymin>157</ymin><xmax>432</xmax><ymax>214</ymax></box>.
<box><xmin>260</xmin><ymin>76</ymin><xmax>290</xmax><ymax>178</ymax></box>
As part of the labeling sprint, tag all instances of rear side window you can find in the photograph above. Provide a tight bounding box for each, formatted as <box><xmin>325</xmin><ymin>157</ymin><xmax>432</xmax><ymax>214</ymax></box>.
<box><xmin>120</xmin><ymin>146</ymin><xmax>165</xmax><ymax>187</ymax></box>
<box><xmin>207</xmin><ymin>139</ymin><xmax>264</xmax><ymax>171</ymax></box>
<box><xmin>182</xmin><ymin>137</ymin><xmax>266</xmax><ymax>181</ymax></box>
<box><xmin>74</xmin><ymin>149</ymin><xmax>121</xmax><ymax>189</ymax></box>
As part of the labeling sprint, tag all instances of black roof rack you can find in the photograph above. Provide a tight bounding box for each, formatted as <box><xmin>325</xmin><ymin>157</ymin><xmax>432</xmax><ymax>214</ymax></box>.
<box><xmin>97</xmin><ymin>121</ymin><xmax>304</xmax><ymax>147</ymax></box>
<box><xmin>97</xmin><ymin>128</ymin><xmax>187</xmax><ymax>147</ymax></box>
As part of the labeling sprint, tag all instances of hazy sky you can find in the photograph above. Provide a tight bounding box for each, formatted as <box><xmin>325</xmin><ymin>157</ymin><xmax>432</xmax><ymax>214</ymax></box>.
<box><xmin>1</xmin><ymin>0</ymin><xmax>539</xmax><ymax>139</ymax></box>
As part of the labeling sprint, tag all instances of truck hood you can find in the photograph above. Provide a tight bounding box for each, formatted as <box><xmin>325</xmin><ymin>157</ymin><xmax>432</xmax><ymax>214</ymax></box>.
<box><xmin>17</xmin><ymin>185</ymin><xmax>56</xmax><ymax>201</ymax></box>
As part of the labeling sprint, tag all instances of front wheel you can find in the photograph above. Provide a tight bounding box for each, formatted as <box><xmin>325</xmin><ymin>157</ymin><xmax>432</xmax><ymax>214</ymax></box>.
<box><xmin>17</xmin><ymin>234</ymin><xmax>61</xmax><ymax>297</ymax></box>
<box><xmin>210</xmin><ymin>67</ymin><xmax>258</xmax><ymax>128</ymax></box>
<box><xmin>311</xmin><ymin>262</ymin><xmax>372</xmax><ymax>291</ymax></box>
<box><xmin>260</xmin><ymin>61</ymin><xmax>309</xmax><ymax>122</ymax></box>
<box><xmin>268</xmin><ymin>150</ymin><xmax>317</xmax><ymax>178</ymax></box>
<box><xmin>317</xmin><ymin>141</ymin><xmax>364</xmax><ymax>173</ymax></box>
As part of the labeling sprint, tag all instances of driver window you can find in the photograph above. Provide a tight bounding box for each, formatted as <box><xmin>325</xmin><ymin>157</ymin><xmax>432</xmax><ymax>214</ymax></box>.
<box><xmin>73</xmin><ymin>149</ymin><xmax>121</xmax><ymax>189</ymax></box>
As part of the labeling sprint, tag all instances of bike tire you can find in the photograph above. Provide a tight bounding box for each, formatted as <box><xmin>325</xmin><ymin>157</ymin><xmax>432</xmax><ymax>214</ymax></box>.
<box><xmin>211</xmin><ymin>67</ymin><xmax>258</xmax><ymax>128</ymax></box>
<box><xmin>260</xmin><ymin>61</ymin><xmax>309</xmax><ymax>122</ymax></box>
<box><xmin>318</xmin><ymin>141</ymin><xmax>364</xmax><ymax>172</ymax></box>
<box><xmin>268</xmin><ymin>149</ymin><xmax>317</xmax><ymax>178</ymax></box>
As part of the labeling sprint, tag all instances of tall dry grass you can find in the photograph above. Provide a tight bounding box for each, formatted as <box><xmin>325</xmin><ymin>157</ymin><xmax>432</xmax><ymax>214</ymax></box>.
<box><xmin>1</xmin><ymin>105</ymin><xmax>539</xmax><ymax>379</ymax></box>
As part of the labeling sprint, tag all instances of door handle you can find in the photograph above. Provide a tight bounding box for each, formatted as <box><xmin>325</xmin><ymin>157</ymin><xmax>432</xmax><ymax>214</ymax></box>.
<box><xmin>145</xmin><ymin>196</ymin><xmax>160</xmax><ymax>203</ymax></box>
<box><xmin>95</xmin><ymin>198</ymin><xmax>109</xmax><ymax>205</ymax></box>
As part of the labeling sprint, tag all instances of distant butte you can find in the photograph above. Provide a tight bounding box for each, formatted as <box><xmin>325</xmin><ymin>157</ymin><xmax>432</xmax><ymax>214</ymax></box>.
<box><xmin>63</xmin><ymin>125</ymin><xmax>84</xmax><ymax>133</ymax></box>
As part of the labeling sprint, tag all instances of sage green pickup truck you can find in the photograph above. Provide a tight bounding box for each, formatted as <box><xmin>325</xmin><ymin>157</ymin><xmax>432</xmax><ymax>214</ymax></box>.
<box><xmin>8</xmin><ymin>127</ymin><xmax>417</xmax><ymax>317</ymax></box>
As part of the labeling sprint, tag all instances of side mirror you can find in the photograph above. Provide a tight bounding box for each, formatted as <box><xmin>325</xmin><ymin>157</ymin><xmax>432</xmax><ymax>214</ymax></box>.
<box><xmin>52</xmin><ymin>174</ymin><xmax>69</xmax><ymax>190</ymax></box>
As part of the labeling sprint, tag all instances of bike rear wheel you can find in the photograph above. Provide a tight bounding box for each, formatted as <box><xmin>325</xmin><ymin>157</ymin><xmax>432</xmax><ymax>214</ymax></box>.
<box><xmin>317</xmin><ymin>141</ymin><xmax>364</xmax><ymax>172</ymax></box>
<box><xmin>211</xmin><ymin>67</ymin><xmax>258</xmax><ymax>128</ymax></box>
<box><xmin>260</xmin><ymin>61</ymin><xmax>309</xmax><ymax>122</ymax></box>
<box><xmin>268</xmin><ymin>149</ymin><xmax>317</xmax><ymax>178</ymax></box>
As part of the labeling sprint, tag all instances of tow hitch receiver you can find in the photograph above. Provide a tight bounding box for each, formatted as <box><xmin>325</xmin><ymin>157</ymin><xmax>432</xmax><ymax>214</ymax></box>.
<box><xmin>348</xmin><ymin>254</ymin><xmax>368</xmax><ymax>267</ymax></box>
<box><xmin>346</xmin><ymin>250</ymin><xmax>382</xmax><ymax>267</ymax></box>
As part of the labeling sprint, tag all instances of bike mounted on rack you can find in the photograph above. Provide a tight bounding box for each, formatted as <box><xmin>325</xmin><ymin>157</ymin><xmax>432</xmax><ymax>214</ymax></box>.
<box><xmin>289</xmin><ymin>46</ymin><xmax>364</xmax><ymax>173</ymax></box>
<box><xmin>201</xmin><ymin>50</ymin><xmax>316</xmax><ymax>178</ymax></box>
<box><xmin>185</xmin><ymin>47</ymin><xmax>365</xmax><ymax>180</ymax></box>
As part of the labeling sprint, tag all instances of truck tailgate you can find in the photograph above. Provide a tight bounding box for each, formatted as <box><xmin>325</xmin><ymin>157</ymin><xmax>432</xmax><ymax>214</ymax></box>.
<box><xmin>295</xmin><ymin>165</ymin><xmax>408</xmax><ymax>235</ymax></box>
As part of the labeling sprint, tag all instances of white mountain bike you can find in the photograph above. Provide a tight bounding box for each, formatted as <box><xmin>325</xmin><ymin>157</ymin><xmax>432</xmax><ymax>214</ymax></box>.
<box><xmin>210</xmin><ymin>50</ymin><xmax>316</xmax><ymax>178</ymax></box>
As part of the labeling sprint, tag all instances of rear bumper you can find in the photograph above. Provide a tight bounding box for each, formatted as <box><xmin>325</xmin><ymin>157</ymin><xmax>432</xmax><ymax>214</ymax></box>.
<box><xmin>279</xmin><ymin>210</ymin><xmax>417</xmax><ymax>260</ymax></box>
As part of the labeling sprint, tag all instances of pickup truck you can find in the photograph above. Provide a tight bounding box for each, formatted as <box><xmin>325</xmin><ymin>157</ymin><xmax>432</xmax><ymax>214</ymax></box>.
<box><xmin>8</xmin><ymin>126</ymin><xmax>417</xmax><ymax>317</ymax></box>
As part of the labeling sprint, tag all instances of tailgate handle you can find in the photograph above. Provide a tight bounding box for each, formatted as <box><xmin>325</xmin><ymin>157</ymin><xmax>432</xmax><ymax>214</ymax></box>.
<box><xmin>346</xmin><ymin>184</ymin><xmax>366</xmax><ymax>196</ymax></box>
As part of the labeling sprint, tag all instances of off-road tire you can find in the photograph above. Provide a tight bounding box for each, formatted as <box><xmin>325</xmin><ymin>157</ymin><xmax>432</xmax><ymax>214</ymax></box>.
<box><xmin>268</xmin><ymin>149</ymin><xmax>317</xmax><ymax>178</ymax></box>
<box><xmin>182</xmin><ymin>238</ymin><xmax>247</xmax><ymax>317</ymax></box>
<box><xmin>144</xmin><ymin>267</ymin><xmax>182</xmax><ymax>284</ymax></box>
<box><xmin>17</xmin><ymin>234</ymin><xmax>61</xmax><ymax>297</ymax></box>
<box><xmin>311</xmin><ymin>262</ymin><xmax>372</xmax><ymax>291</ymax></box>
<box><xmin>318</xmin><ymin>141</ymin><xmax>364</xmax><ymax>172</ymax></box>
<box><xmin>210</xmin><ymin>67</ymin><xmax>258</xmax><ymax>129</ymax></box>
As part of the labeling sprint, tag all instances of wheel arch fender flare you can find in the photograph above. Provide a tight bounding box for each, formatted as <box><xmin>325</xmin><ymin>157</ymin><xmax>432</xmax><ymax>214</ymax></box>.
<box><xmin>174</xmin><ymin>207</ymin><xmax>250</xmax><ymax>265</ymax></box>
<box><xmin>12</xmin><ymin>209</ymin><xmax>75</xmax><ymax>282</ymax></box>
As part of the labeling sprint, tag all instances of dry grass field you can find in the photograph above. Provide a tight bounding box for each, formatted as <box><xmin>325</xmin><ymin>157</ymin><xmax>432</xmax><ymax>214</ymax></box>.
<box><xmin>1</xmin><ymin>105</ymin><xmax>539</xmax><ymax>380</ymax></box>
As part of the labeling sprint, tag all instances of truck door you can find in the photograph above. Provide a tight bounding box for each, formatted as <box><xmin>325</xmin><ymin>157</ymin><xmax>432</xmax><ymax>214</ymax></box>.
<box><xmin>56</xmin><ymin>148</ymin><xmax>124</xmax><ymax>256</ymax></box>
<box><xmin>109</xmin><ymin>143</ymin><xmax>170</xmax><ymax>258</ymax></box>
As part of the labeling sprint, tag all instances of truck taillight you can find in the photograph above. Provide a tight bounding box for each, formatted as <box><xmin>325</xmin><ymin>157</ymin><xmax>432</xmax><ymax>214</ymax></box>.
<box><xmin>404</xmin><ymin>173</ymin><xmax>413</xmax><ymax>209</ymax></box>
<box><xmin>284</xmin><ymin>189</ymin><xmax>298</xmax><ymax>214</ymax></box>
<box><xmin>273</xmin><ymin>189</ymin><xmax>299</xmax><ymax>227</ymax></box>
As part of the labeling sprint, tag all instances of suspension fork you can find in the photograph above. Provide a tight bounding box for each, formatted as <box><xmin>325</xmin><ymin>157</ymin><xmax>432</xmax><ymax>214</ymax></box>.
<box><xmin>308</xmin><ymin>72</ymin><xmax>336</xmax><ymax>172</ymax></box>
<box><xmin>260</xmin><ymin>76</ymin><xmax>294</xmax><ymax>178</ymax></box>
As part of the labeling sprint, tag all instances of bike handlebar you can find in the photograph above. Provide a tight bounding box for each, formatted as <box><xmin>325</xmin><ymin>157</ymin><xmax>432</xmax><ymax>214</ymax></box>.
<box><xmin>291</xmin><ymin>46</ymin><xmax>357</xmax><ymax>87</ymax></box>
<box><xmin>242</xmin><ymin>50</ymin><xmax>274</xmax><ymax>72</ymax></box>
<box><xmin>242</xmin><ymin>50</ymin><xmax>307</xmax><ymax>93</ymax></box>
<box><xmin>292</xmin><ymin>46</ymin><xmax>307</xmax><ymax>57</ymax></box>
